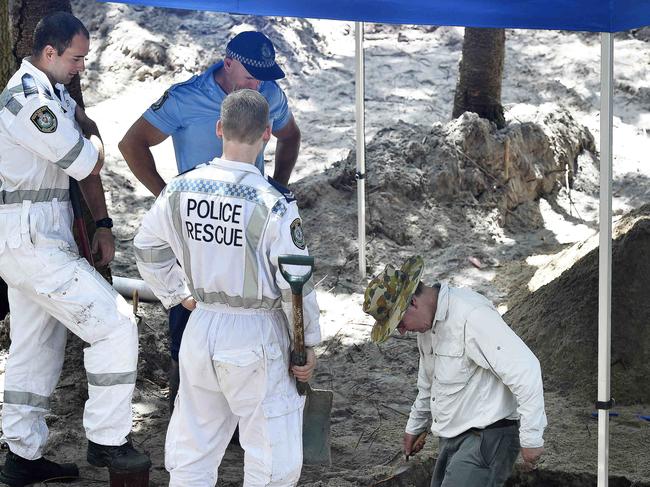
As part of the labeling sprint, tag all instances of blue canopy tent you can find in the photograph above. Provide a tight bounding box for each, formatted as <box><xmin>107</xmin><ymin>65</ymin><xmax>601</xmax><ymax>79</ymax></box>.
<box><xmin>103</xmin><ymin>1</ymin><xmax>650</xmax><ymax>485</ymax></box>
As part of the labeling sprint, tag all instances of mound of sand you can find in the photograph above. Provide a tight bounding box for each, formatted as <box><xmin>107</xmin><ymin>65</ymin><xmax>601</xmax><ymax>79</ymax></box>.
<box><xmin>292</xmin><ymin>103</ymin><xmax>595</xmax><ymax>290</ymax></box>
<box><xmin>505</xmin><ymin>204</ymin><xmax>650</xmax><ymax>404</ymax></box>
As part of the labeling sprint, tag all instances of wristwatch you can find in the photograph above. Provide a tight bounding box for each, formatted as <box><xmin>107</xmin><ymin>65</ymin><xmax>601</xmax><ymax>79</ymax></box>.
<box><xmin>95</xmin><ymin>217</ymin><xmax>113</xmax><ymax>229</ymax></box>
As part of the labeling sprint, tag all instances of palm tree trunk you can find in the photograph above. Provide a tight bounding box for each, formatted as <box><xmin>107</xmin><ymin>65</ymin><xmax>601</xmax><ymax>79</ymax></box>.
<box><xmin>0</xmin><ymin>0</ymin><xmax>14</xmax><ymax>87</ymax></box>
<box><xmin>452</xmin><ymin>27</ymin><xmax>506</xmax><ymax>129</ymax></box>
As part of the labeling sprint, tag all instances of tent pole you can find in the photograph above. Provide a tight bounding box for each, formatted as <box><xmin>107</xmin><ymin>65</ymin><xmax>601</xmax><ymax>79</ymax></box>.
<box><xmin>355</xmin><ymin>21</ymin><xmax>367</xmax><ymax>278</ymax></box>
<box><xmin>597</xmin><ymin>32</ymin><xmax>613</xmax><ymax>487</ymax></box>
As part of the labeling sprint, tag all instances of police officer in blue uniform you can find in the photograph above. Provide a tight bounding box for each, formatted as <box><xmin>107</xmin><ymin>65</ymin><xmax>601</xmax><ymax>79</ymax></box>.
<box><xmin>118</xmin><ymin>31</ymin><xmax>301</xmax><ymax>413</ymax></box>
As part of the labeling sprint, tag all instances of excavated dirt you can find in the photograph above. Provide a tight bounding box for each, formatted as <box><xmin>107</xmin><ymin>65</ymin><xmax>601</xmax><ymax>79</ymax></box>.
<box><xmin>2</xmin><ymin>3</ymin><xmax>650</xmax><ymax>486</ymax></box>
<box><xmin>504</xmin><ymin>204</ymin><xmax>650</xmax><ymax>404</ymax></box>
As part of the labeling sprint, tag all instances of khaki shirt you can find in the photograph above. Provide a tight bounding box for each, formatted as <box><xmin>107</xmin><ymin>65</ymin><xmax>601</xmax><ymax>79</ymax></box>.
<box><xmin>405</xmin><ymin>283</ymin><xmax>547</xmax><ymax>448</ymax></box>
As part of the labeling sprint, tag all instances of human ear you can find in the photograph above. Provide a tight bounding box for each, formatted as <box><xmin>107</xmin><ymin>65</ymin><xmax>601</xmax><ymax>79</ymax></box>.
<box><xmin>44</xmin><ymin>45</ymin><xmax>57</xmax><ymax>61</ymax></box>
<box><xmin>262</xmin><ymin>125</ymin><xmax>271</xmax><ymax>143</ymax></box>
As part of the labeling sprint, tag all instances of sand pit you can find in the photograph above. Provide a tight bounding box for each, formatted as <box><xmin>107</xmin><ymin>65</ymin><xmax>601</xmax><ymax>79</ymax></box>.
<box><xmin>1</xmin><ymin>2</ymin><xmax>649</xmax><ymax>486</ymax></box>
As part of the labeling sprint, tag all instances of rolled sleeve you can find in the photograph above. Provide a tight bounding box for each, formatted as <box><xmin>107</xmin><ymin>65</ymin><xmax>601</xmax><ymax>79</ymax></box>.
<box><xmin>142</xmin><ymin>89</ymin><xmax>182</xmax><ymax>136</ymax></box>
<box><xmin>265</xmin><ymin>82</ymin><xmax>292</xmax><ymax>132</ymax></box>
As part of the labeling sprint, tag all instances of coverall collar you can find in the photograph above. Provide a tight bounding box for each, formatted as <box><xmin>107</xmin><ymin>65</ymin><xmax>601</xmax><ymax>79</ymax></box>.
<box><xmin>209</xmin><ymin>157</ymin><xmax>262</xmax><ymax>176</ymax></box>
<box><xmin>432</xmin><ymin>281</ymin><xmax>450</xmax><ymax>327</ymax></box>
<box><xmin>20</xmin><ymin>59</ymin><xmax>59</xmax><ymax>97</ymax></box>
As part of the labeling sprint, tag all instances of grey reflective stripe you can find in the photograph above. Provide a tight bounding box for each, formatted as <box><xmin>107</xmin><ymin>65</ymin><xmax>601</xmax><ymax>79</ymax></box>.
<box><xmin>243</xmin><ymin>204</ymin><xmax>269</xmax><ymax>302</ymax></box>
<box><xmin>5</xmin><ymin>97</ymin><xmax>23</xmax><ymax>115</ymax></box>
<box><xmin>195</xmin><ymin>288</ymin><xmax>282</xmax><ymax>309</ymax></box>
<box><xmin>55</xmin><ymin>136</ymin><xmax>84</xmax><ymax>170</ymax></box>
<box><xmin>0</xmin><ymin>187</ymin><xmax>70</xmax><ymax>205</ymax></box>
<box><xmin>0</xmin><ymin>86</ymin><xmax>24</xmax><ymax>114</ymax></box>
<box><xmin>3</xmin><ymin>390</ymin><xmax>50</xmax><ymax>409</ymax></box>
<box><xmin>134</xmin><ymin>245</ymin><xmax>175</xmax><ymax>264</ymax></box>
<box><xmin>280</xmin><ymin>280</ymin><xmax>315</xmax><ymax>303</ymax></box>
<box><xmin>87</xmin><ymin>371</ymin><xmax>137</xmax><ymax>387</ymax></box>
<box><xmin>169</xmin><ymin>191</ymin><xmax>195</xmax><ymax>295</ymax></box>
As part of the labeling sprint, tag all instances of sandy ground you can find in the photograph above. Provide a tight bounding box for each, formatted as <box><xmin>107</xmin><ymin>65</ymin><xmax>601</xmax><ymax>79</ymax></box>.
<box><xmin>1</xmin><ymin>1</ymin><xmax>650</xmax><ymax>486</ymax></box>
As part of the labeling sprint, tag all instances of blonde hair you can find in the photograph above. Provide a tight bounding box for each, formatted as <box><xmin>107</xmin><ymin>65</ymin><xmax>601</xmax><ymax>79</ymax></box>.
<box><xmin>220</xmin><ymin>89</ymin><xmax>269</xmax><ymax>144</ymax></box>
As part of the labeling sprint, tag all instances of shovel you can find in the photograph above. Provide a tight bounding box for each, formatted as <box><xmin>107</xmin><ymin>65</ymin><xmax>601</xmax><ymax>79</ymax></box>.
<box><xmin>278</xmin><ymin>254</ymin><xmax>333</xmax><ymax>466</ymax></box>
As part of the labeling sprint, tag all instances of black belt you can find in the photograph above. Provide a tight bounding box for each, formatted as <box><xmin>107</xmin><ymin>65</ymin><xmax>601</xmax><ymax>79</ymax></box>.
<box><xmin>469</xmin><ymin>418</ymin><xmax>518</xmax><ymax>434</ymax></box>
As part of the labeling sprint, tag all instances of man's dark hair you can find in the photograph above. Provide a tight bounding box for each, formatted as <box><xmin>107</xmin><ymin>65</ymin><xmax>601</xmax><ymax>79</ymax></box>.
<box><xmin>414</xmin><ymin>281</ymin><xmax>424</xmax><ymax>296</ymax></box>
<box><xmin>32</xmin><ymin>12</ymin><xmax>89</xmax><ymax>57</ymax></box>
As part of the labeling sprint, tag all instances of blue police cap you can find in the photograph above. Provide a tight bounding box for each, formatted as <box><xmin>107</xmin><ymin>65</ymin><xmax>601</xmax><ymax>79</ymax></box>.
<box><xmin>226</xmin><ymin>31</ymin><xmax>285</xmax><ymax>81</ymax></box>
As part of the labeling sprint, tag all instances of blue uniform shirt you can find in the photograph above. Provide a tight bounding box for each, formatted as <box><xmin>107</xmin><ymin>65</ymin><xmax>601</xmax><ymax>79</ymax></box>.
<box><xmin>143</xmin><ymin>61</ymin><xmax>292</xmax><ymax>174</ymax></box>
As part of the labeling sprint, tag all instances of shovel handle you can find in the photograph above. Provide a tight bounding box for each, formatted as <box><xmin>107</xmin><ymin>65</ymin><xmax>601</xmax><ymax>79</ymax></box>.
<box><xmin>278</xmin><ymin>254</ymin><xmax>314</xmax><ymax>396</ymax></box>
<box><xmin>278</xmin><ymin>255</ymin><xmax>314</xmax><ymax>295</ymax></box>
<box><xmin>70</xmin><ymin>179</ymin><xmax>94</xmax><ymax>266</ymax></box>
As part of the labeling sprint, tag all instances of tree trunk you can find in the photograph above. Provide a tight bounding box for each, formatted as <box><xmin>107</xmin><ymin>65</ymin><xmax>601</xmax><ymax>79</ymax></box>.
<box><xmin>0</xmin><ymin>0</ymin><xmax>14</xmax><ymax>88</ymax></box>
<box><xmin>452</xmin><ymin>27</ymin><xmax>506</xmax><ymax>129</ymax></box>
<box><xmin>9</xmin><ymin>0</ymin><xmax>111</xmax><ymax>282</ymax></box>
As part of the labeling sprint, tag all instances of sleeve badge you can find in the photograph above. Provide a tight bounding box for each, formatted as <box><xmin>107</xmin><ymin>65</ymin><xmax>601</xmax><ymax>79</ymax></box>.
<box><xmin>151</xmin><ymin>90</ymin><xmax>169</xmax><ymax>111</ymax></box>
<box><xmin>30</xmin><ymin>106</ymin><xmax>57</xmax><ymax>133</ymax></box>
<box><xmin>290</xmin><ymin>218</ymin><xmax>306</xmax><ymax>250</ymax></box>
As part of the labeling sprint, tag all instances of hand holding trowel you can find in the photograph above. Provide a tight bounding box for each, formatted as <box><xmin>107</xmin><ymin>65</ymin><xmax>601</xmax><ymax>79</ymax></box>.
<box><xmin>278</xmin><ymin>255</ymin><xmax>333</xmax><ymax>466</ymax></box>
<box><xmin>371</xmin><ymin>430</ymin><xmax>428</xmax><ymax>486</ymax></box>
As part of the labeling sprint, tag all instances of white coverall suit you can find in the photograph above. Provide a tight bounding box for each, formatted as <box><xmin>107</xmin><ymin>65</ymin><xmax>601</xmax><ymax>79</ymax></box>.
<box><xmin>0</xmin><ymin>60</ymin><xmax>139</xmax><ymax>459</ymax></box>
<box><xmin>134</xmin><ymin>158</ymin><xmax>321</xmax><ymax>487</ymax></box>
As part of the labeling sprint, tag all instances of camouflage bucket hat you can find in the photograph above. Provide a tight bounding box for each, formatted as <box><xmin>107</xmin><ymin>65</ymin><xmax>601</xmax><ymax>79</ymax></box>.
<box><xmin>363</xmin><ymin>256</ymin><xmax>424</xmax><ymax>343</ymax></box>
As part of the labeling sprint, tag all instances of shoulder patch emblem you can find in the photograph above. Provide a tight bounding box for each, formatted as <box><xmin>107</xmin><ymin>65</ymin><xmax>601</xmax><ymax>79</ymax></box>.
<box><xmin>151</xmin><ymin>90</ymin><xmax>169</xmax><ymax>111</ymax></box>
<box><xmin>290</xmin><ymin>218</ymin><xmax>306</xmax><ymax>250</ymax></box>
<box><xmin>30</xmin><ymin>106</ymin><xmax>57</xmax><ymax>133</ymax></box>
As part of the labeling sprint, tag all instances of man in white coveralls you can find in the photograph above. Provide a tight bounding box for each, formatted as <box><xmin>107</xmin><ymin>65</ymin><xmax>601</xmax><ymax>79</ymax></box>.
<box><xmin>134</xmin><ymin>89</ymin><xmax>320</xmax><ymax>486</ymax></box>
<box><xmin>0</xmin><ymin>12</ymin><xmax>150</xmax><ymax>486</ymax></box>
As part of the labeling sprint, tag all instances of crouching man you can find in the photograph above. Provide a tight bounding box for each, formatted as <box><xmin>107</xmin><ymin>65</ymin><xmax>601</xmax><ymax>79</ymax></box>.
<box><xmin>363</xmin><ymin>256</ymin><xmax>547</xmax><ymax>487</ymax></box>
<box><xmin>134</xmin><ymin>89</ymin><xmax>321</xmax><ymax>486</ymax></box>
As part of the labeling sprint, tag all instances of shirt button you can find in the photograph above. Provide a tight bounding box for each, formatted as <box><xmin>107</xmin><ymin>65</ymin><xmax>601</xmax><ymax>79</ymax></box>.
<box><xmin>434</xmin><ymin>418</ymin><xmax>438</xmax><ymax>423</ymax></box>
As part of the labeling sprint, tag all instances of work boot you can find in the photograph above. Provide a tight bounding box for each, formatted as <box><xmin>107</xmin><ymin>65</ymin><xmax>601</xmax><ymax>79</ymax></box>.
<box><xmin>87</xmin><ymin>439</ymin><xmax>151</xmax><ymax>473</ymax></box>
<box><xmin>168</xmin><ymin>358</ymin><xmax>180</xmax><ymax>414</ymax></box>
<box><xmin>0</xmin><ymin>450</ymin><xmax>79</xmax><ymax>486</ymax></box>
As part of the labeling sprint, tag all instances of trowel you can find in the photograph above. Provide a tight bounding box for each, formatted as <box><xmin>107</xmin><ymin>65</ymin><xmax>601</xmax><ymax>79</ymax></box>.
<box><xmin>371</xmin><ymin>430</ymin><xmax>428</xmax><ymax>486</ymax></box>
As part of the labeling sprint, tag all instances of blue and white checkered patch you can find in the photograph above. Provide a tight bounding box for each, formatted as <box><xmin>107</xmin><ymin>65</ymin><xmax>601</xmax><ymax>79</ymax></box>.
<box><xmin>168</xmin><ymin>178</ymin><xmax>263</xmax><ymax>205</ymax></box>
<box><xmin>271</xmin><ymin>200</ymin><xmax>287</xmax><ymax>217</ymax></box>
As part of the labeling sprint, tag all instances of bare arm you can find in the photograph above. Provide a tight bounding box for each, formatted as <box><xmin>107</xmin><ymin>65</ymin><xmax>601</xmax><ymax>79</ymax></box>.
<box><xmin>119</xmin><ymin>117</ymin><xmax>169</xmax><ymax>196</ymax></box>
<box><xmin>78</xmin><ymin>174</ymin><xmax>114</xmax><ymax>266</ymax></box>
<box><xmin>74</xmin><ymin>107</ymin><xmax>114</xmax><ymax>266</ymax></box>
<box><xmin>272</xmin><ymin>116</ymin><xmax>301</xmax><ymax>186</ymax></box>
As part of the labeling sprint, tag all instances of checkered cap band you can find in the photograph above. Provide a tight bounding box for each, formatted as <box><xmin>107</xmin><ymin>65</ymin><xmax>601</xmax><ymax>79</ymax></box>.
<box><xmin>226</xmin><ymin>49</ymin><xmax>276</xmax><ymax>69</ymax></box>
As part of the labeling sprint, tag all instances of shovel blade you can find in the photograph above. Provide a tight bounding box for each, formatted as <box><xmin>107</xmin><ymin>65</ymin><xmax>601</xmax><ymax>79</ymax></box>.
<box><xmin>302</xmin><ymin>388</ymin><xmax>333</xmax><ymax>466</ymax></box>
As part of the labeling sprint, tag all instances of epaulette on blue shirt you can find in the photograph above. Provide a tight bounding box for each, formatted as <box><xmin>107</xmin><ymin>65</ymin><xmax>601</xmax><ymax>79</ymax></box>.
<box><xmin>267</xmin><ymin>177</ymin><xmax>296</xmax><ymax>203</ymax></box>
<box><xmin>149</xmin><ymin>76</ymin><xmax>198</xmax><ymax>112</ymax></box>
